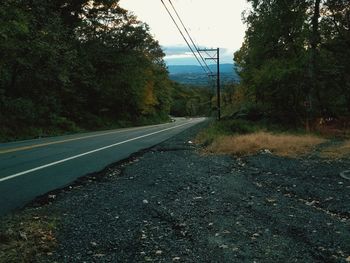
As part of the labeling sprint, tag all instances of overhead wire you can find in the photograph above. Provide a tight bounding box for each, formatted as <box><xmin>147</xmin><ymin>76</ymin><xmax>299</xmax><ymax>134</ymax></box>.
<box><xmin>188</xmin><ymin>28</ymin><xmax>216</xmax><ymax>77</ymax></box>
<box><xmin>167</xmin><ymin>0</ymin><xmax>212</xmax><ymax>75</ymax></box>
<box><xmin>204</xmin><ymin>50</ymin><xmax>217</xmax><ymax>61</ymax></box>
<box><xmin>161</xmin><ymin>0</ymin><xmax>221</xmax><ymax>118</ymax></box>
<box><xmin>160</xmin><ymin>0</ymin><xmax>208</xmax><ymax>74</ymax></box>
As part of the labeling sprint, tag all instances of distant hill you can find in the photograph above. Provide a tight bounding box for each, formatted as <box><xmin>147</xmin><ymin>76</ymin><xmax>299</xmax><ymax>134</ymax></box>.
<box><xmin>167</xmin><ymin>63</ymin><xmax>240</xmax><ymax>86</ymax></box>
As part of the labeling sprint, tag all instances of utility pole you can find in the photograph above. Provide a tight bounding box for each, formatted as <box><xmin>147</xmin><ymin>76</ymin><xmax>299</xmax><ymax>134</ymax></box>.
<box><xmin>198</xmin><ymin>48</ymin><xmax>221</xmax><ymax>120</ymax></box>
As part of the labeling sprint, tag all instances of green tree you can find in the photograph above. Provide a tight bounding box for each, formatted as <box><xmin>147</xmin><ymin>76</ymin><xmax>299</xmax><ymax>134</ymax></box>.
<box><xmin>0</xmin><ymin>0</ymin><xmax>173</xmax><ymax>141</ymax></box>
<box><xmin>234</xmin><ymin>0</ymin><xmax>350</xmax><ymax>126</ymax></box>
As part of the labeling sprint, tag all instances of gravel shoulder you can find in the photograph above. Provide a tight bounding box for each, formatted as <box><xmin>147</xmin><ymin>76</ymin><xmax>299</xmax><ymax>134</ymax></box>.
<box><xmin>3</xmin><ymin>122</ymin><xmax>350</xmax><ymax>262</ymax></box>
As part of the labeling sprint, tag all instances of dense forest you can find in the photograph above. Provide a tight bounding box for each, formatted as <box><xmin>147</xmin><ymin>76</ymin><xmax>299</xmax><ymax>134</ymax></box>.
<box><xmin>0</xmin><ymin>0</ymin><xmax>177</xmax><ymax>141</ymax></box>
<box><xmin>4</xmin><ymin>0</ymin><xmax>346</xmax><ymax>141</ymax></box>
<box><xmin>168</xmin><ymin>64</ymin><xmax>239</xmax><ymax>86</ymax></box>
<box><xmin>233</xmin><ymin>0</ymin><xmax>350</xmax><ymax>126</ymax></box>
<box><xmin>170</xmin><ymin>82</ymin><xmax>213</xmax><ymax>117</ymax></box>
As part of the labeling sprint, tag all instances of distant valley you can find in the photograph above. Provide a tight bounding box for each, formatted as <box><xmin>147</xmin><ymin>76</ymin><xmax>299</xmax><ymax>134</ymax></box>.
<box><xmin>167</xmin><ymin>63</ymin><xmax>240</xmax><ymax>86</ymax></box>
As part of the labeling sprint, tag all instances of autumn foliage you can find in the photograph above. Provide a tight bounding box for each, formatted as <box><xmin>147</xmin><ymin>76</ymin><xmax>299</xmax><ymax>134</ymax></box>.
<box><xmin>0</xmin><ymin>0</ymin><xmax>173</xmax><ymax>141</ymax></box>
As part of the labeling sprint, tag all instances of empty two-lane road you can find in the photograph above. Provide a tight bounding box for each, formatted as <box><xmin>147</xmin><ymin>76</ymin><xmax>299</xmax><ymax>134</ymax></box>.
<box><xmin>0</xmin><ymin>118</ymin><xmax>205</xmax><ymax>216</ymax></box>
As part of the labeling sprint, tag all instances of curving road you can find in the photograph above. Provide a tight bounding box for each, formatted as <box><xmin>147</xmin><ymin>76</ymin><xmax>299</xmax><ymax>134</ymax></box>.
<box><xmin>0</xmin><ymin>117</ymin><xmax>205</xmax><ymax>216</ymax></box>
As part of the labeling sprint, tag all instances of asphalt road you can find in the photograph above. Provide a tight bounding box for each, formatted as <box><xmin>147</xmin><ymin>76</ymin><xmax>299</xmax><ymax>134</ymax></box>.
<box><xmin>0</xmin><ymin>118</ymin><xmax>205</xmax><ymax>216</ymax></box>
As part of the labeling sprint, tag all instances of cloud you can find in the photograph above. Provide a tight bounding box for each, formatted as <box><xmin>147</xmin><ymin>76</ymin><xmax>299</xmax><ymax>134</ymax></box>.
<box><xmin>165</xmin><ymin>54</ymin><xmax>194</xmax><ymax>59</ymax></box>
<box><xmin>163</xmin><ymin>45</ymin><xmax>230</xmax><ymax>56</ymax></box>
<box><xmin>162</xmin><ymin>45</ymin><xmax>192</xmax><ymax>56</ymax></box>
<box><xmin>162</xmin><ymin>45</ymin><xmax>233</xmax><ymax>65</ymax></box>
<box><xmin>120</xmin><ymin>0</ymin><xmax>248</xmax><ymax>52</ymax></box>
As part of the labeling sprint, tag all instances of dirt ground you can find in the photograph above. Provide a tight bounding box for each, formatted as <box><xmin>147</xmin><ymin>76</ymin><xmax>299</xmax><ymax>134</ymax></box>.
<box><xmin>3</xmin><ymin>122</ymin><xmax>350</xmax><ymax>262</ymax></box>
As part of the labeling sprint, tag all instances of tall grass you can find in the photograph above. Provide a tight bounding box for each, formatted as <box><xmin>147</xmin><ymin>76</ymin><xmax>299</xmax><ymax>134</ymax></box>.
<box><xmin>197</xmin><ymin>119</ymin><xmax>326</xmax><ymax>157</ymax></box>
<box><xmin>196</xmin><ymin>119</ymin><xmax>262</xmax><ymax>146</ymax></box>
<box><xmin>205</xmin><ymin>132</ymin><xmax>326</xmax><ymax>157</ymax></box>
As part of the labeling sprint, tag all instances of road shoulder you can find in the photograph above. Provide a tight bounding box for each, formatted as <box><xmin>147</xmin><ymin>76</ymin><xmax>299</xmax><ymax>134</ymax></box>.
<box><xmin>1</xmin><ymin>122</ymin><xmax>349</xmax><ymax>263</ymax></box>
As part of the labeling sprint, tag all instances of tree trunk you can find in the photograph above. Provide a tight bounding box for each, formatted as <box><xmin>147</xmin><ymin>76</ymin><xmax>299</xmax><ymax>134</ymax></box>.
<box><xmin>310</xmin><ymin>0</ymin><xmax>321</xmax><ymax>104</ymax></box>
<box><xmin>307</xmin><ymin>0</ymin><xmax>321</xmax><ymax>130</ymax></box>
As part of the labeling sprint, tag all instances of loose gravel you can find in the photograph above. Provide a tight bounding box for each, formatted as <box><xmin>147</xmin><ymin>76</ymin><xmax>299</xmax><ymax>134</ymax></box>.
<box><xmin>26</xmin><ymin>122</ymin><xmax>350</xmax><ymax>262</ymax></box>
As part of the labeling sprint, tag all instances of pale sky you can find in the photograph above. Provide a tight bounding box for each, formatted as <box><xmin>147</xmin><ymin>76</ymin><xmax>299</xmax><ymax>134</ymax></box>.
<box><xmin>119</xmin><ymin>0</ymin><xmax>249</xmax><ymax>65</ymax></box>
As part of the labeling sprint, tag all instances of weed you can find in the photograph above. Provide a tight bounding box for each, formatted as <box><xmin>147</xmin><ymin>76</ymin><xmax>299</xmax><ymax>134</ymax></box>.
<box><xmin>197</xmin><ymin>119</ymin><xmax>327</xmax><ymax>157</ymax></box>
<box><xmin>203</xmin><ymin>131</ymin><xmax>326</xmax><ymax>157</ymax></box>
<box><xmin>0</xmin><ymin>210</ymin><xmax>58</xmax><ymax>263</ymax></box>
<box><xmin>196</xmin><ymin>119</ymin><xmax>262</xmax><ymax>146</ymax></box>
<box><xmin>320</xmin><ymin>140</ymin><xmax>350</xmax><ymax>159</ymax></box>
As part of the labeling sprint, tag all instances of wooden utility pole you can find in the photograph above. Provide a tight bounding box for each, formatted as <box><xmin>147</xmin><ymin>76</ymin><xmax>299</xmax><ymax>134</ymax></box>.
<box><xmin>198</xmin><ymin>48</ymin><xmax>221</xmax><ymax>120</ymax></box>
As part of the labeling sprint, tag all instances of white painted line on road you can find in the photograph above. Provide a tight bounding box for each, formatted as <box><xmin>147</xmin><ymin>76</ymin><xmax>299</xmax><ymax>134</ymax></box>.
<box><xmin>0</xmin><ymin>120</ymin><xmax>200</xmax><ymax>183</ymax></box>
<box><xmin>0</xmin><ymin>123</ymin><xmax>171</xmax><ymax>154</ymax></box>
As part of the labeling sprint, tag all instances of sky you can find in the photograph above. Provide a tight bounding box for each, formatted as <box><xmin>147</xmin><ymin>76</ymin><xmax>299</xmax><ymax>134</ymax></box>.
<box><xmin>119</xmin><ymin>0</ymin><xmax>249</xmax><ymax>65</ymax></box>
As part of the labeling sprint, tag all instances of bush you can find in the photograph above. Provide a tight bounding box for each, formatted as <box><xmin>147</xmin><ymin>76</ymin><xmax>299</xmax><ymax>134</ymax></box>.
<box><xmin>196</xmin><ymin>119</ymin><xmax>262</xmax><ymax>146</ymax></box>
<box><xmin>3</xmin><ymin>98</ymin><xmax>38</xmax><ymax>124</ymax></box>
<box><xmin>50</xmin><ymin>116</ymin><xmax>79</xmax><ymax>132</ymax></box>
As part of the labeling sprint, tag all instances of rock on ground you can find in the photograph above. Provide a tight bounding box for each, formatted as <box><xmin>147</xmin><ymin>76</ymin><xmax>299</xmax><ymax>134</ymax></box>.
<box><xmin>31</xmin><ymin>122</ymin><xmax>350</xmax><ymax>262</ymax></box>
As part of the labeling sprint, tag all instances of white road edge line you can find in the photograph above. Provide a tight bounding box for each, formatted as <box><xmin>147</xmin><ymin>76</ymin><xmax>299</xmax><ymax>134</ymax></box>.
<box><xmin>0</xmin><ymin>120</ymin><xmax>199</xmax><ymax>183</ymax></box>
<box><xmin>0</xmin><ymin>121</ymin><xmax>176</xmax><ymax>154</ymax></box>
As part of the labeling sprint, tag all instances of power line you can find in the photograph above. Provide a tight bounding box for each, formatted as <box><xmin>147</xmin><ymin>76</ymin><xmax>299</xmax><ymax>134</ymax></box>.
<box><xmin>203</xmin><ymin>50</ymin><xmax>217</xmax><ymax>61</ymax></box>
<box><xmin>160</xmin><ymin>0</ymin><xmax>208</xmax><ymax>74</ymax></box>
<box><xmin>161</xmin><ymin>0</ymin><xmax>220</xmax><ymax>120</ymax></box>
<box><xmin>198</xmin><ymin>48</ymin><xmax>221</xmax><ymax>120</ymax></box>
<box><xmin>167</xmin><ymin>0</ymin><xmax>212</xmax><ymax>75</ymax></box>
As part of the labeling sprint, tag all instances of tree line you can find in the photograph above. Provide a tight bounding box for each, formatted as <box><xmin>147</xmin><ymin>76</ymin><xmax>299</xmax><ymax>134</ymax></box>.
<box><xmin>0</xmin><ymin>0</ymin><xmax>174</xmax><ymax>141</ymax></box>
<box><xmin>234</xmin><ymin>0</ymin><xmax>350</xmax><ymax>126</ymax></box>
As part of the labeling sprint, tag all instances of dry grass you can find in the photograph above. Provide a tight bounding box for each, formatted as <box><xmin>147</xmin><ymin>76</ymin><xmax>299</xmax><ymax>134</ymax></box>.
<box><xmin>321</xmin><ymin>140</ymin><xmax>350</xmax><ymax>159</ymax></box>
<box><xmin>205</xmin><ymin>132</ymin><xmax>326</xmax><ymax>157</ymax></box>
<box><xmin>0</xmin><ymin>211</ymin><xmax>58</xmax><ymax>263</ymax></box>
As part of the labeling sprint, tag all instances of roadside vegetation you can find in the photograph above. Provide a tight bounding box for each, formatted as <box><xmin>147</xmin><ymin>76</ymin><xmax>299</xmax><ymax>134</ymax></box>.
<box><xmin>197</xmin><ymin>119</ymin><xmax>350</xmax><ymax>159</ymax></box>
<box><xmin>233</xmin><ymin>0</ymin><xmax>350</xmax><ymax>127</ymax></box>
<box><xmin>0</xmin><ymin>209</ymin><xmax>58</xmax><ymax>263</ymax></box>
<box><xmin>321</xmin><ymin>140</ymin><xmax>350</xmax><ymax>159</ymax></box>
<box><xmin>197</xmin><ymin>119</ymin><xmax>326</xmax><ymax>157</ymax></box>
<box><xmin>0</xmin><ymin>0</ymin><xmax>175</xmax><ymax>142</ymax></box>
<box><xmin>205</xmin><ymin>131</ymin><xmax>326</xmax><ymax>157</ymax></box>
<box><xmin>1</xmin><ymin>0</ymin><xmax>349</xmax><ymax>261</ymax></box>
<box><xmin>170</xmin><ymin>83</ymin><xmax>213</xmax><ymax>118</ymax></box>
<box><xmin>201</xmin><ymin>0</ymin><xmax>350</xmax><ymax>158</ymax></box>
<box><xmin>2</xmin><ymin>122</ymin><xmax>349</xmax><ymax>263</ymax></box>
